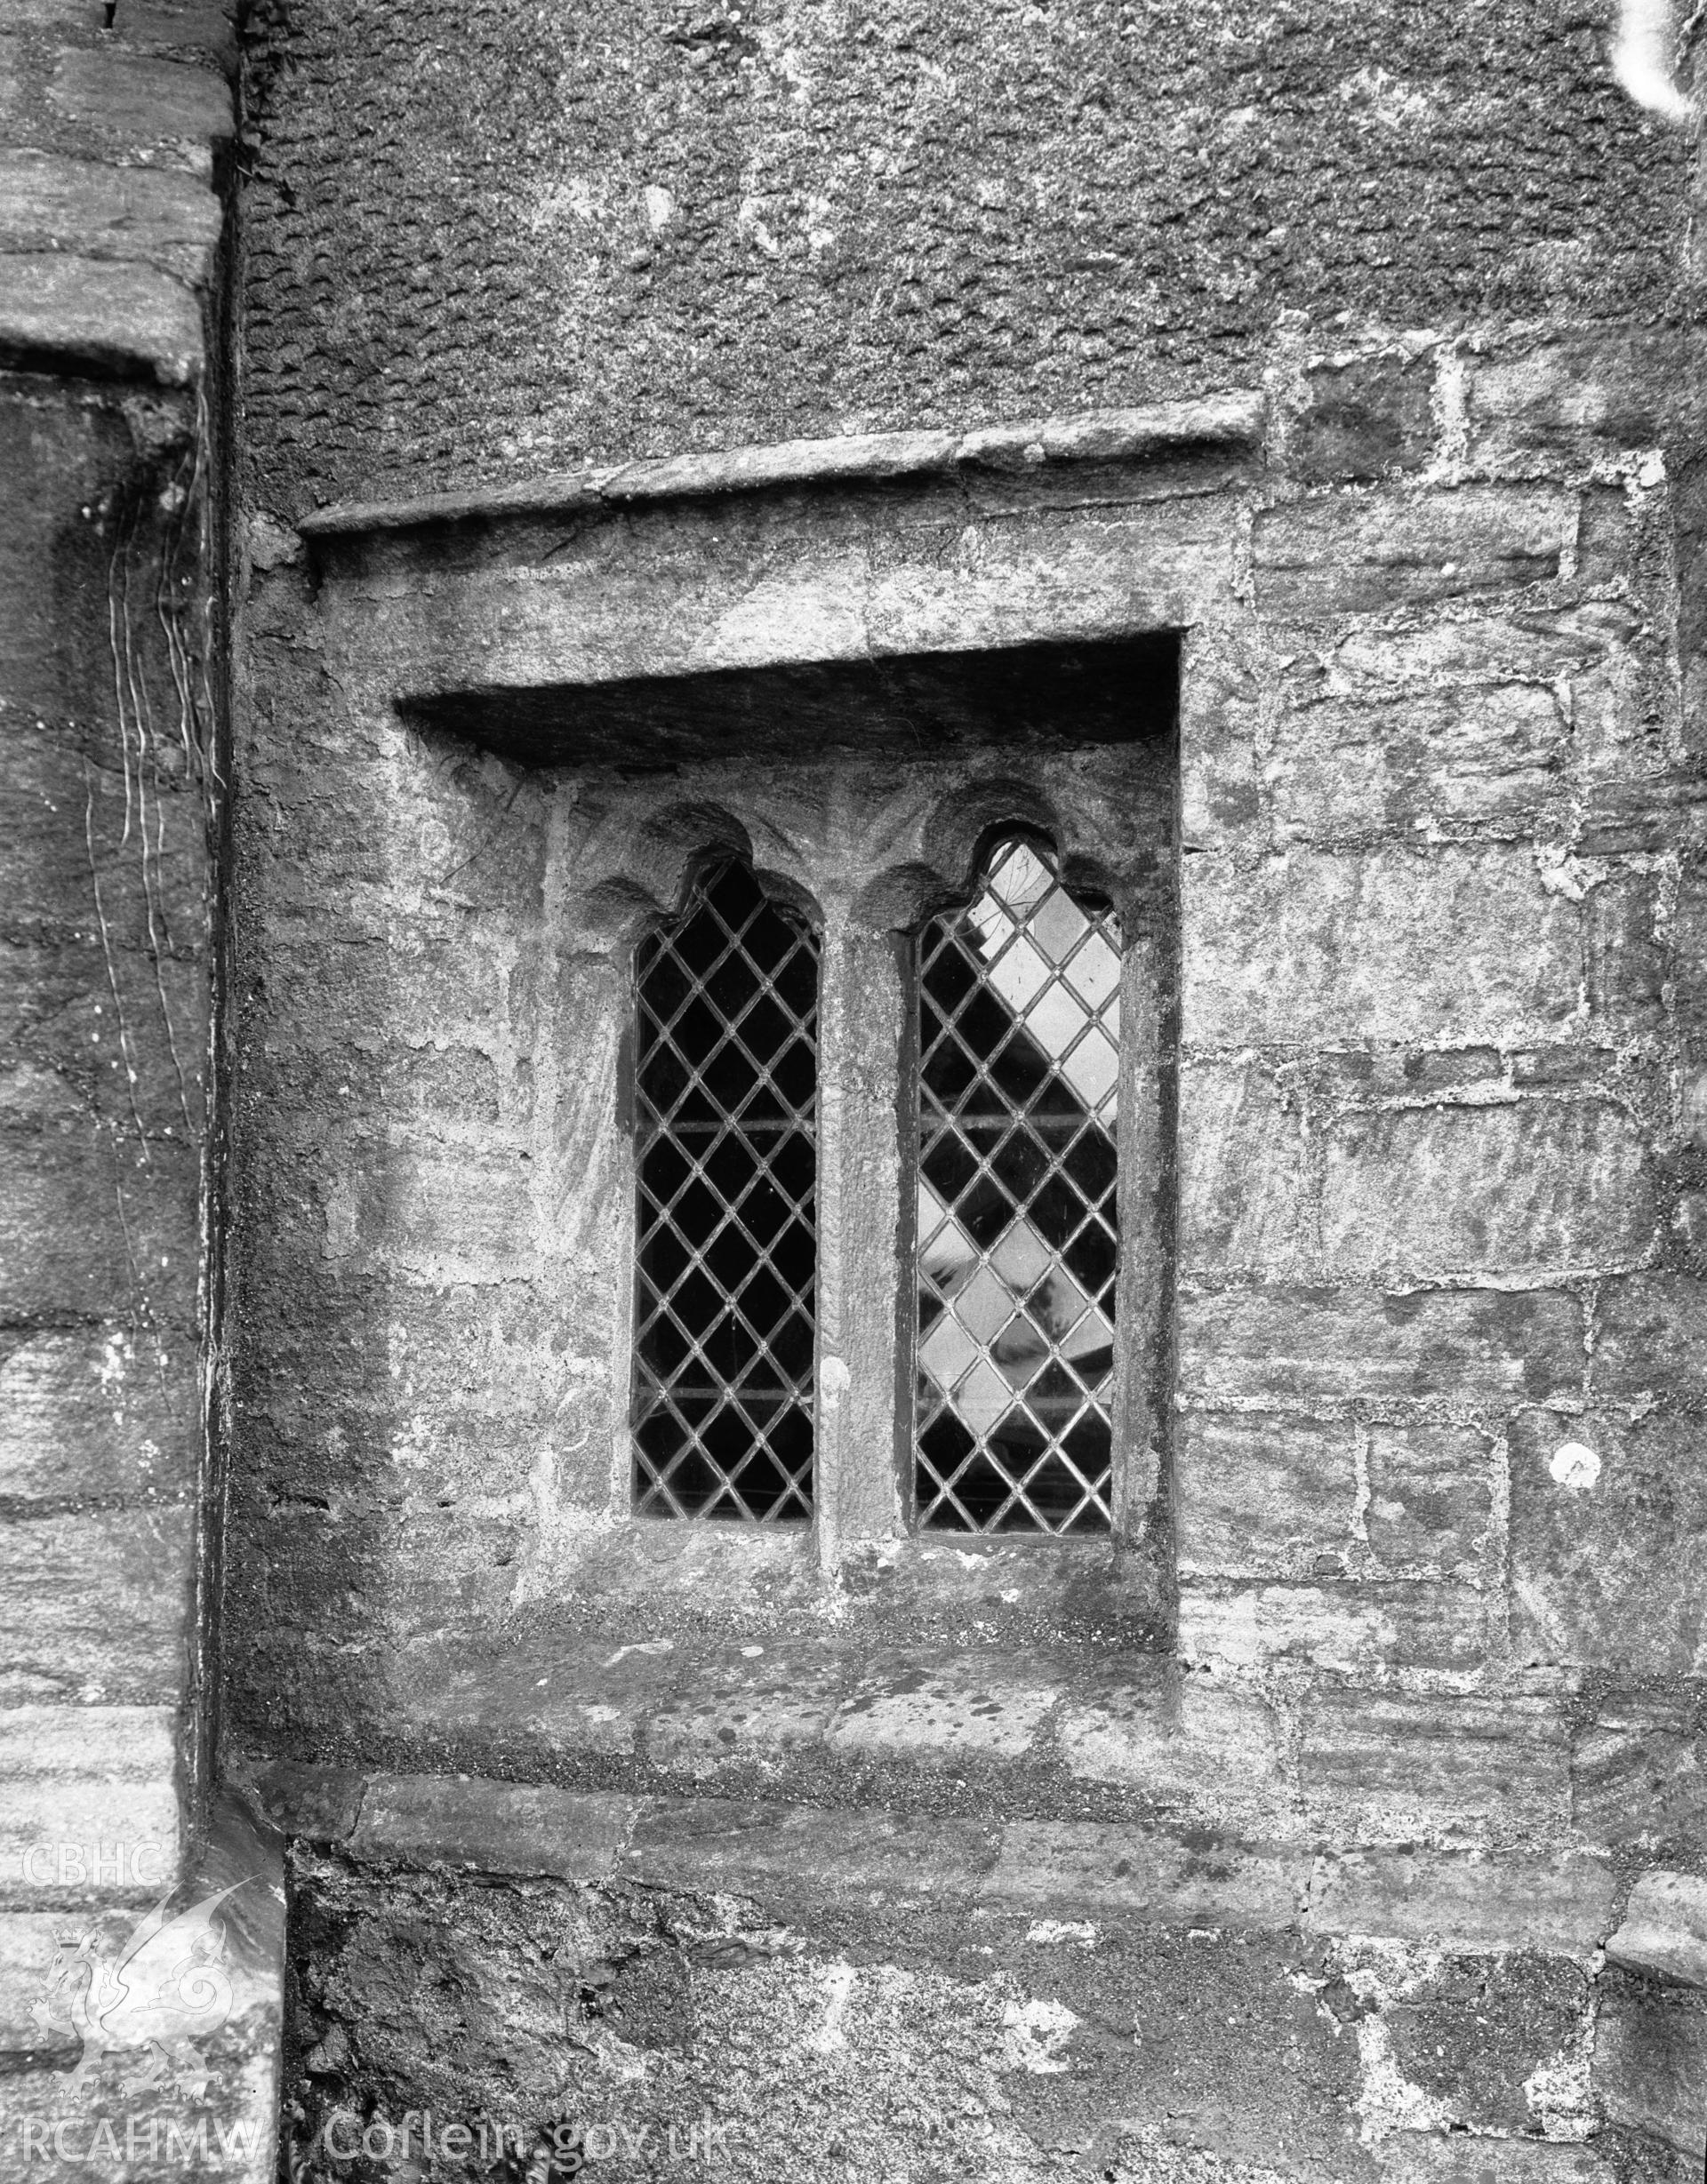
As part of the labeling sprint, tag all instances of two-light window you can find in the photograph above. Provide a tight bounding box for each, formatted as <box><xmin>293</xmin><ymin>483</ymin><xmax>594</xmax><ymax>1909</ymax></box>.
<box><xmin>629</xmin><ymin>831</ymin><xmax>1123</xmax><ymax>1537</ymax></box>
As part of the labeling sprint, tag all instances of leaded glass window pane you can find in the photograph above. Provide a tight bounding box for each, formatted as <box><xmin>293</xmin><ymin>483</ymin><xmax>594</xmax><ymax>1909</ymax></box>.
<box><xmin>914</xmin><ymin>838</ymin><xmax>1120</xmax><ymax>1533</ymax></box>
<box><xmin>632</xmin><ymin>860</ymin><xmax>818</xmax><ymax>1520</ymax></box>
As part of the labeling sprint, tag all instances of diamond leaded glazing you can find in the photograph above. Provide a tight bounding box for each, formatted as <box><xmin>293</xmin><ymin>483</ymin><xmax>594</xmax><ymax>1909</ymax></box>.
<box><xmin>632</xmin><ymin>860</ymin><xmax>818</xmax><ymax>1520</ymax></box>
<box><xmin>915</xmin><ymin>838</ymin><xmax>1121</xmax><ymax>1532</ymax></box>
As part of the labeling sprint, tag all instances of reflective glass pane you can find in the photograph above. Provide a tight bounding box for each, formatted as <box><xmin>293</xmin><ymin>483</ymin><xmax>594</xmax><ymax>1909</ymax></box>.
<box><xmin>914</xmin><ymin>838</ymin><xmax>1119</xmax><ymax>1534</ymax></box>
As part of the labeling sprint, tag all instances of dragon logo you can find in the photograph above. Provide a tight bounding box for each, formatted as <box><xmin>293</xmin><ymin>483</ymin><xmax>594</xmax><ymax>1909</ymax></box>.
<box><xmin>29</xmin><ymin>1882</ymin><xmax>249</xmax><ymax>2097</ymax></box>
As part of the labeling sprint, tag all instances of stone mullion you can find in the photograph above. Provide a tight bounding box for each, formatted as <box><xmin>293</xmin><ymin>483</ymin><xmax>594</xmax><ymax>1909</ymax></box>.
<box><xmin>1110</xmin><ymin>892</ymin><xmax>1174</xmax><ymax>1557</ymax></box>
<box><xmin>812</xmin><ymin>901</ymin><xmax>908</xmax><ymax>1570</ymax></box>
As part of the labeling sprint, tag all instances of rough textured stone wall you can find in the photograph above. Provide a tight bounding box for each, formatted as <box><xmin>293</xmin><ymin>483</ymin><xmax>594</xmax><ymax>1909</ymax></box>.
<box><xmin>238</xmin><ymin>0</ymin><xmax>1694</xmax><ymax>514</ymax></box>
<box><xmin>276</xmin><ymin>1812</ymin><xmax>1674</xmax><ymax>2184</ymax></box>
<box><xmin>0</xmin><ymin>7</ymin><xmax>284</xmax><ymax>2182</ymax></box>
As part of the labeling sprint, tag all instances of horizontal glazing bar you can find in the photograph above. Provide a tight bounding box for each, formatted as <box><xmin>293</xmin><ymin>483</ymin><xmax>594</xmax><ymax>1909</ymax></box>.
<box><xmin>637</xmin><ymin>1117</ymin><xmax>816</xmax><ymax>1138</ymax></box>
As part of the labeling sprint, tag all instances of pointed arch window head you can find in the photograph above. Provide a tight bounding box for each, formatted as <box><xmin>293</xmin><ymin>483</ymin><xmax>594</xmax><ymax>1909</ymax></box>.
<box><xmin>631</xmin><ymin>858</ymin><xmax>819</xmax><ymax>1521</ymax></box>
<box><xmin>914</xmin><ymin>836</ymin><xmax>1121</xmax><ymax>1535</ymax></box>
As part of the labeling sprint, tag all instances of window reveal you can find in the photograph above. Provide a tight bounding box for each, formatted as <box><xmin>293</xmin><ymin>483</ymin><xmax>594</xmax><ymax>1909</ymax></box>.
<box><xmin>914</xmin><ymin>838</ymin><xmax>1121</xmax><ymax>1534</ymax></box>
<box><xmin>631</xmin><ymin>860</ymin><xmax>819</xmax><ymax>1520</ymax></box>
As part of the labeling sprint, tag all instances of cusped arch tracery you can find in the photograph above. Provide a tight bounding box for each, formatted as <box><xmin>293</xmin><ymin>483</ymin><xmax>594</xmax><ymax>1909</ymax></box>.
<box><xmin>554</xmin><ymin>752</ymin><xmax>1152</xmax><ymax>957</ymax></box>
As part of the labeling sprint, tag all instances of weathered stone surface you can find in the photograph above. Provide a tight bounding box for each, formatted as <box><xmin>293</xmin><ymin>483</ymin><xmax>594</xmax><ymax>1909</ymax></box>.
<box><xmin>1289</xmin><ymin>350</ymin><xmax>1436</xmax><ymax>484</ymax></box>
<box><xmin>1364</xmin><ymin>1424</ymin><xmax>1492</xmax><ymax>1578</ymax></box>
<box><xmin>1591</xmin><ymin>1275</ymin><xmax>1707</xmax><ymax>1403</ymax></box>
<box><xmin>645</xmin><ymin>1648</ymin><xmax>845</xmax><ymax>1771</ymax></box>
<box><xmin>1567</xmin><ymin>481</ymin><xmax>1639</xmax><ymax>593</ymax></box>
<box><xmin>1676</xmin><ymin>460</ymin><xmax>1707</xmax><ymax>763</ymax></box>
<box><xmin>0</xmin><ymin>1324</ymin><xmax>194</xmax><ymax>1505</ymax></box>
<box><xmin>284</xmin><ymin>1842</ymin><xmax>1373</xmax><ymax>2184</ymax></box>
<box><xmin>1467</xmin><ymin>330</ymin><xmax>1707</xmax><ymax>468</ymax></box>
<box><xmin>310</xmin><ymin>395</ymin><xmax>1263</xmax><ymax>536</ymax></box>
<box><xmin>229</xmin><ymin>1274</ymin><xmax>596</xmax><ymax>1522</ymax></box>
<box><xmin>0</xmin><ymin>940</ymin><xmax>207</xmax><ymax>1142</ymax></box>
<box><xmin>1378</xmin><ymin>1951</ymin><xmax>1593</xmax><ymax>2137</ymax></box>
<box><xmin>0</xmin><ymin>4</ymin><xmax>108</xmax><ymax>28</ymax></box>
<box><xmin>0</xmin><ymin>377</ymin><xmax>189</xmax><ymax>707</ymax></box>
<box><xmin>1510</xmin><ymin>1410</ymin><xmax>1707</xmax><ymax>1676</ymax></box>
<box><xmin>0</xmin><ymin>1765</ymin><xmax>180</xmax><ymax>1907</ymax></box>
<box><xmin>0</xmin><ymin>0</ymin><xmax>236</xmax><ymax>2152</ymax></box>
<box><xmin>1309</xmin><ymin>1848</ymin><xmax>1613</xmax><ymax>1953</ymax></box>
<box><xmin>1329</xmin><ymin>601</ymin><xmax>1639</xmax><ymax>690</ymax></box>
<box><xmin>112</xmin><ymin>0</ymin><xmax>238</xmax><ymax>67</ymax></box>
<box><xmin>1573</xmin><ymin>1705</ymin><xmax>1707</xmax><ymax>1852</ymax></box>
<box><xmin>350</xmin><ymin>1774</ymin><xmax>632</xmax><ymax>1882</ymax></box>
<box><xmin>0</xmin><ymin>721</ymin><xmax>209</xmax><ymax>950</ymax></box>
<box><xmin>327</xmin><ymin>490</ymin><xmax>1238</xmax><ymax>698</ymax></box>
<box><xmin>1176</xmin><ymin>1284</ymin><xmax>1584</xmax><ymax>1407</ymax></box>
<box><xmin>1299</xmin><ymin>1692</ymin><xmax>1572</xmax><ymax>1850</ymax></box>
<box><xmin>388</xmin><ymin>1638</ymin><xmax>660</xmax><ymax>1763</ymax></box>
<box><xmin>826</xmin><ymin>1660</ymin><xmax>1059</xmax><ymax>1768</ymax></box>
<box><xmin>1176</xmin><ymin>1411</ymin><xmax>1355</xmax><ymax>1577</ymax></box>
<box><xmin>1253</xmin><ymin>489</ymin><xmax>1572</xmax><ymax>620</ymax></box>
<box><xmin>0</xmin><ymin>252</ymin><xmax>201</xmax><ymax>380</ymax></box>
<box><xmin>1320</xmin><ymin>1100</ymin><xmax>1654</xmax><ymax>1280</ymax></box>
<box><xmin>1595</xmin><ymin>1989</ymin><xmax>1707</xmax><ymax>2159</ymax></box>
<box><xmin>1178</xmin><ymin>647</ymin><xmax>1262</xmax><ymax>850</ymax></box>
<box><xmin>1182</xmin><ymin>847</ymin><xmax>1583</xmax><ymax>1050</ymax></box>
<box><xmin>246</xmin><ymin>0</ymin><xmax>1694</xmax><ymax>508</ymax></box>
<box><xmin>0</xmin><ymin>1128</ymin><xmax>199</xmax><ymax>1324</ymax></box>
<box><xmin>317</xmin><ymin>1137</ymin><xmax>539</xmax><ymax>1284</ymax></box>
<box><xmin>1266</xmin><ymin>684</ymin><xmax>1567</xmax><ymax>841</ymax></box>
<box><xmin>47</xmin><ymin>46</ymin><xmax>231</xmax><ymax>160</ymax></box>
<box><xmin>0</xmin><ymin>149</ymin><xmax>219</xmax><ymax>281</ymax></box>
<box><xmin>228</xmin><ymin>1754</ymin><xmax>365</xmax><ymax>1843</ymax></box>
<box><xmin>1177</xmin><ymin>1061</ymin><xmax>1310</xmax><ymax>1276</ymax></box>
<box><xmin>984</xmin><ymin>1819</ymin><xmax>1309</xmax><ymax>1927</ymax></box>
<box><xmin>1582</xmin><ymin>866</ymin><xmax>1668</xmax><ymax>1033</ymax></box>
<box><xmin>0</xmin><ymin>1508</ymin><xmax>190</xmax><ymax>1702</ymax></box>
<box><xmin>1055</xmin><ymin>1668</ymin><xmax>1293</xmax><ymax>1836</ymax></box>
<box><xmin>1677</xmin><ymin>862</ymin><xmax>1707</xmax><ymax>1028</ymax></box>
<box><xmin>627</xmin><ymin>1798</ymin><xmax>999</xmax><ymax>1903</ymax></box>
<box><xmin>1062</xmin><ymin>1933</ymin><xmax>1368</xmax><ymax>2180</ymax></box>
<box><xmin>1376</xmin><ymin>2132</ymin><xmax>1611</xmax><ymax>2184</ymax></box>
<box><xmin>1607</xmin><ymin>1872</ymin><xmax>1707</xmax><ymax>1990</ymax></box>
<box><xmin>1179</xmin><ymin>1580</ymin><xmax>1486</xmax><ymax>1676</ymax></box>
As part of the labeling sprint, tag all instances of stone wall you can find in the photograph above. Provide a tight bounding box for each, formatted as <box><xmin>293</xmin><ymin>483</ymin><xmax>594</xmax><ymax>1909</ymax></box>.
<box><xmin>236</xmin><ymin>0</ymin><xmax>1695</xmax><ymax>516</ymax></box>
<box><xmin>0</xmin><ymin>6</ymin><xmax>282</xmax><ymax>2181</ymax></box>
<box><xmin>229</xmin><ymin>342</ymin><xmax>1707</xmax><ymax>2177</ymax></box>
<box><xmin>220</xmin><ymin>3</ymin><xmax>1707</xmax><ymax>2180</ymax></box>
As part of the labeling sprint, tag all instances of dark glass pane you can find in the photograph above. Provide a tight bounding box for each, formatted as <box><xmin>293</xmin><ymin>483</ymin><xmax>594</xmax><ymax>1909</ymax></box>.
<box><xmin>918</xmin><ymin>1130</ymin><xmax>980</xmax><ymax>1206</ymax></box>
<box><xmin>632</xmin><ymin>861</ymin><xmax>818</xmax><ymax>1519</ymax></box>
<box><xmin>921</xmin><ymin>1034</ymin><xmax>979</xmax><ymax>1108</ymax></box>
<box><xmin>1062</xmin><ymin>1123</ymin><xmax>1118</xmax><ymax>1201</ymax></box>
<box><xmin>706</xmin><ymin>949</ymin><xmax>760</xmax><ymax>1020</ymax></box>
